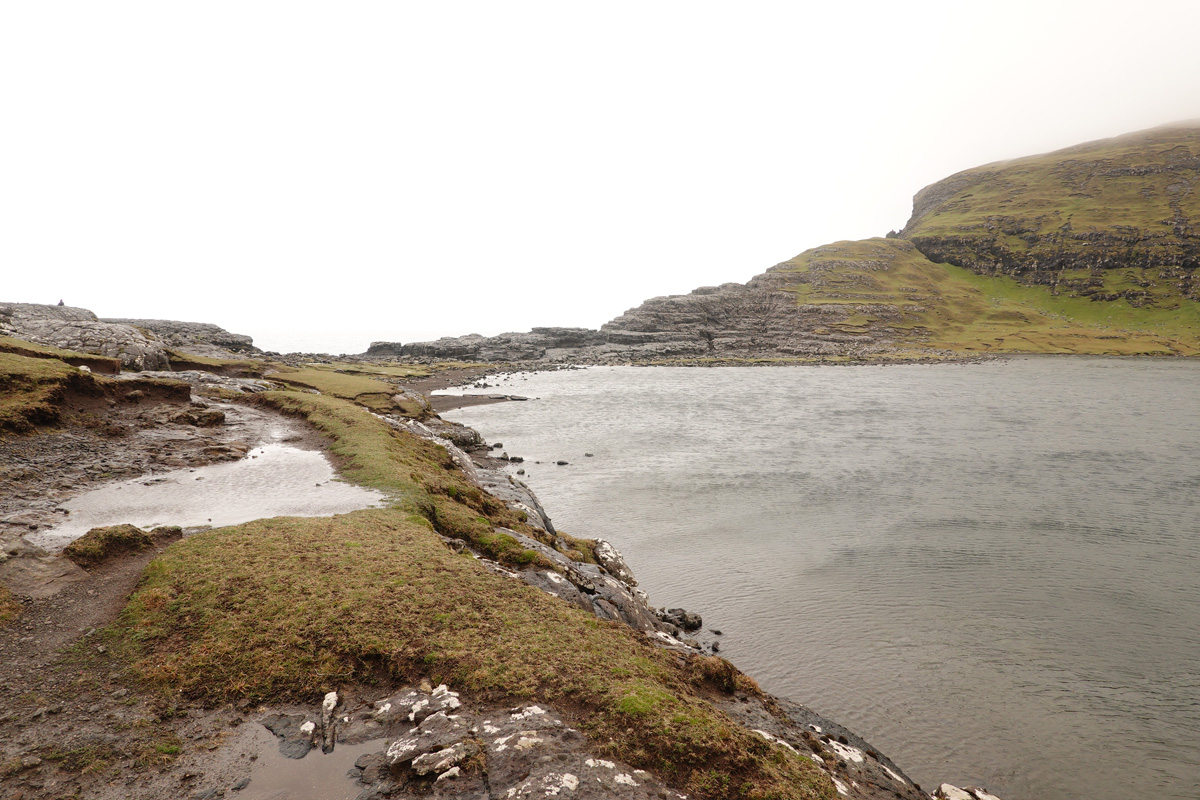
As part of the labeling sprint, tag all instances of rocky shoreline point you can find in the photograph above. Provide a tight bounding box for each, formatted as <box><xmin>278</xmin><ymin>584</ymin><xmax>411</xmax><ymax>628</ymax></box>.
<box><xmin>1</xmin><ymin>302</ymin><xmax>1002</xmax><ymax>800</ymax></box>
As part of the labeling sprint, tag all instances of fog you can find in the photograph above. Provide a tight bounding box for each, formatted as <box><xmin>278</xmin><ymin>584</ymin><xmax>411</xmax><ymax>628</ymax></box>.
<box><xmin>3</xmin><ymin>1</ymin><xmax>1199</xmax><ymax>351</ymax></box>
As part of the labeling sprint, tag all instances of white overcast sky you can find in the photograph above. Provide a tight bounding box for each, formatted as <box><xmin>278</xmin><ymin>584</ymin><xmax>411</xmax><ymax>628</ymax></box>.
<box><xmin>3</xmin><ymin>1</ymin><xmax>1199</xmax><ymax>352</ymax></box>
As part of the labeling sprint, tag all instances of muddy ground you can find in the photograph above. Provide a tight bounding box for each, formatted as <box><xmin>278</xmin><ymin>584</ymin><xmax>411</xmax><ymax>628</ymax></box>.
<box><xmin>0</xmin><ymin>368</ymin><xmax>533</xmax><ymax>800</ymax></box>
<box><xmin>0</xmin><ymin>383</ymin><xmax>341</xmax><ymax>800</ymax></box>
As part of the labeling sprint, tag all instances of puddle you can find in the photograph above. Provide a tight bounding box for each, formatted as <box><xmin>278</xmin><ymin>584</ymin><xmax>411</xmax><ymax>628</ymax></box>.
<box><xmin>27</xmin><ymin>443</ymin><xmax>389</xmax><ymax>551</ymax></box>
<box><xmin>200</xmin><ymin>722</ymin><xmax>385</xmax><ymax>800</ymax></box>
<box><xmin>234</xmin><ymin>725</ymin><xmax>384</xmax><ymax>800</ymax></box>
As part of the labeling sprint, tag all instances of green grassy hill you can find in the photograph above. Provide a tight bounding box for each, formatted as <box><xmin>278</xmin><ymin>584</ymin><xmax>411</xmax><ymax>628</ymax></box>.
<box><xmin>900</xmin><ymin>123</ymin><xmax>1200</xmax><ymax>308</ymax></box>
<box><xmin>755</xmin><ymin>124</ymin><xmax>1200</xmax><ymax>357</ymax></box>
<box><xmin>763</xmin><ymin>238</ymin><xmax>1199</xmax><ymax>355</ymax></box>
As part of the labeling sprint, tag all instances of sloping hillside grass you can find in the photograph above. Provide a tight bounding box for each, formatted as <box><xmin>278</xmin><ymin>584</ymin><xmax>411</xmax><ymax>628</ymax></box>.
<box><xmin>901</xmin><ymin>123</ymin><xmax>1200</xmax><ymax>307</ymax></box>
<box><xmin>905</xmin><ymin>125</ymin><xmax>1200</xmax><ymax>240</ymax></box>
<box><xmin>769</xmin><ymin>238</ymin><xmax>1200</xmax><ymax>354</ymax></box>
<box><xmin>266</xmin><ymin>365</ymin><xmax>400</xmax><ymax>411</ymax></box>
<box><xmin>111</xmin><ymin>389</ymin><xmax>835</xmax><ymax>799</ymax></box>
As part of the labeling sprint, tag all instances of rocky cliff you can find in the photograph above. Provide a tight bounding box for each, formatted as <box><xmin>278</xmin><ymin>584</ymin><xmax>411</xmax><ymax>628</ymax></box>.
<box><xmin>900</xmin><ymin>123</ymin><xmax>1200</xmax><ymax>307</ymax></box>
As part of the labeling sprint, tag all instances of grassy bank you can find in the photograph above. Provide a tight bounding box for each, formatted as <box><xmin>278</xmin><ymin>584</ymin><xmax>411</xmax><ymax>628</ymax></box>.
<box><xmin>0</xmin><ymin>352</ymin><xmax>94</xmax><ymax>432</ymax></box>
<box><xmin>771</xmin><ymin>238</ymin><xmax>1200</xmax><ymax>355</ymax></box>
<box><xmin>110</xmin><ymin>387</ymin><xmax>836</xmax><ymax>799</ymax></box>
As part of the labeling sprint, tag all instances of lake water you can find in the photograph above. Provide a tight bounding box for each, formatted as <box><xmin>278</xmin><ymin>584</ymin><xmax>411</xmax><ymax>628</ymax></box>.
<box><xmin>445</xmin><ymin>358</ymin><xmax>1200</xmax><ymax>800</ymax></box>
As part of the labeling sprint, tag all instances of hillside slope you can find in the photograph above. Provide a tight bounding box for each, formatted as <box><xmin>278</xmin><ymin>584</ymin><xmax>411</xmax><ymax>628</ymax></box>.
<box><xmin>900</xmin><ymin>123</ymin><xmax>1200</xmax><ymax>308</ymax></box>
<box><xmin>597</xmin><ymin>122</ymin><xmax>1200</xmax><ymax>359</ymax></box>
<box><xmin>391</xmin><ymin>123</ymin><xmax>1200</xmax><ymax>362</ymax></box>
<box><xmin>753</xmin><ymin>238</ymin><xmax>1199</xmax><ymax>355</ymax></box>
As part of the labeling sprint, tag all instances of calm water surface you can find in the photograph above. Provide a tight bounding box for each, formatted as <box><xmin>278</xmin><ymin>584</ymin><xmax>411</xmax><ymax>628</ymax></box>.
<box><xmin>446</xmin><ymin>357</ymin><xmax>1200</xmax><ymax>800</ymax></box>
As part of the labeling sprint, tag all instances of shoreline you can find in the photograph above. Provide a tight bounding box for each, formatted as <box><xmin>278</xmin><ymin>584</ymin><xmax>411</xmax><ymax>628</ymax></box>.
<box><xmin>1</xmin><ymin>348</ymin><xmax>998</xmax><ymax>800</ymax></box>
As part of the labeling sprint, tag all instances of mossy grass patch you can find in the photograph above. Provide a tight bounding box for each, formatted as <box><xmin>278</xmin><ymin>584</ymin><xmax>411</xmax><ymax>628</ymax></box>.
<box><xmin>0</xmin><ymin>585</ymin><xmax>19</xmax><ymax>625</ymax></box>
<box><xmin>246</xmin><ymin>390</ymin><xmax>553</xmax><ymax>568</ymax></box>
<box><xmin>0</xmin><ymin>352</ymin><xmax>91</xmax><ymax>432</ymax></box>
<box><xmin>114</xmin><ymin>507</ymin><xmax>833</xmax><ymax>798</ymax></box>
<box><xmin>0</xmin><ymin>335</ymin><xmax>121</xmax><ymax>373</ymax></box>
<box><xmin>63</xmin><ymin>524</ymin><xmax>182</xmax><ymax>569</ymax></box>
<box><xmin>265</xmin><ymin>366</ymin><xmax>399</xmax><ymax>411</ymax></box>
<box><xmin>164</xmin><ymin>350</ymin><xmax>267</xmax><ymax>377</ymax></box>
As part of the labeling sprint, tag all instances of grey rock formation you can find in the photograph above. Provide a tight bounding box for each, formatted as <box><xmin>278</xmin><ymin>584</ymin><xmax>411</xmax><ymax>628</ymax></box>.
<box><xmin>265</xmin><ymin>685</ymin><xmax>686</xmax><ymax>800</ymax></box>
<box><xmin>114</xmin><ymin>370</ymin><xmax>273</xmax><ymax>394</ymax></box>
<box><xmin>383</xmin><ymin>274</ymin><xmax>919</xmax><ymax>364</ymax></box>
<box><xmin>375</xmin><ymin>327</ymin><xmax>606</xmax><ymax>361</ymax></box>
<box><xmin>0</xmin><ymin>303</ymin><xmax>171</xmax><ymax>370</ymax></box>
<box><xmin>102</xmin><ymin>318</ymin><xmax>260</xmax><ymax>357</ymax></box>
<box><xmin>720</xmin><ymin>694</ymin><xmax>929</xmax><ymax>800</ymax></box>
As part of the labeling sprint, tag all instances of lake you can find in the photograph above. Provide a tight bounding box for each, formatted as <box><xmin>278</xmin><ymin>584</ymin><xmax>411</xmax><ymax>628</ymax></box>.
<box><xmin>445</xmin><ymin>357</ymin><xmax>1200</xmax><ymax>800</ymax></box>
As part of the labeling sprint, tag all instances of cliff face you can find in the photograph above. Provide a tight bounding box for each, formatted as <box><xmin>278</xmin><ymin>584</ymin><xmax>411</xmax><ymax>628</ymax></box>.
<box><xmin>900</xmin><ymin>123</ymin><xmax>1200</xmax><ymax>307</ymax></box>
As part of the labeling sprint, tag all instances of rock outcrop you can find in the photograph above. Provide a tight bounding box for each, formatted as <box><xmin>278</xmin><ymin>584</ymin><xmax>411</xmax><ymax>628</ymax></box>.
<box><xmin>255</xmin><ymin>678</ymin><xmax>935</xmax><ymax>800</ymax></box>
<box><xmin>101</xmin><ymin>318</ymin><xmax>260</xmax><ymax>357</ymax></box>
<box><xmin>374</xmin><ymin>278</ymin><xmax>921</xmax><ymax>364</ymax></box>
<box><xmin>0</xmin><ymin>303</ymin><xmax>171</xmax><ymax>371</ymax></box>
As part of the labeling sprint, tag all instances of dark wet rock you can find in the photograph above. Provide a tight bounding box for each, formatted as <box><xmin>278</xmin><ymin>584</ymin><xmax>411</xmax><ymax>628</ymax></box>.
<box><xmin>261</xmin><ymin>712</ymin><xmax>317</xmax><ymax>759</ymax></box>
<box><xmin>935</xmin><ymin>784</ymin><xmax>1004</xmax><ymax>800</ymax></box>
<box><xmin>593</xmin><ymin>539</ymin><xmax>637</xmax><ymax>587</ymax></box>
<box><xmin>421</xmin><ymin>419</ymin><xmax>484</xmax><ymax>450</ymax></box>
<box><xmin>354</xmin><ymin>751</ymin><xmax>389</xmax><ymax>784</ymax></box>
<box><xmin>719</xmin><ymin>693</ymin><xmax>929</xmax><ymax>800</ymax></box>
<box><xmin>657</xmin><ymin>607</ymin><xmax>702</xmax><ymax>631</ymax></box>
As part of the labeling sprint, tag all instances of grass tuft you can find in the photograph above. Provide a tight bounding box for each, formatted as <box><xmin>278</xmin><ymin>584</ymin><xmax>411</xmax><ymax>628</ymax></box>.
<box><xmin>63</xmin><ymin>524</ymin><xmax>181</xmax><ymax>569</ymax></box>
